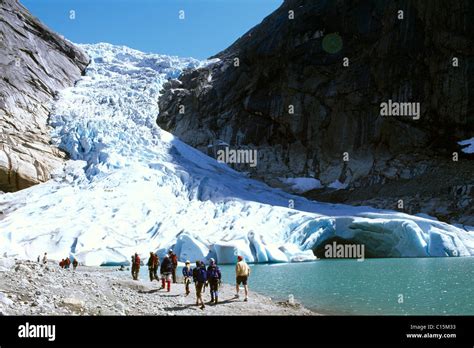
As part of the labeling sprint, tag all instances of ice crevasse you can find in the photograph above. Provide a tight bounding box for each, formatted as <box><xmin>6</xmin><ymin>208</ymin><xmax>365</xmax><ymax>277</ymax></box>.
<box><xmin>0</xmin><ymin>43</ymin><xmax>473</xmax><ymax>266</ymax></box>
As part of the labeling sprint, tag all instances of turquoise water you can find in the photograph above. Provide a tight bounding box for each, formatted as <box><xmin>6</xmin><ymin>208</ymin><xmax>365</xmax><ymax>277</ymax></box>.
<box><xmin>215</xmin><ymin>257</ymin><xmax>474</xmax><ymax>315</ymax></box>
<box><xmin>137</xmin><ymin>257</ymin><xmax>474</xmax><ymax>315</ymax></box>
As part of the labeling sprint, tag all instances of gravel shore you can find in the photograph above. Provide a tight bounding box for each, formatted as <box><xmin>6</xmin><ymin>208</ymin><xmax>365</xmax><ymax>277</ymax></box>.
<box><xmin>0</xmin><ymin>259</ymin><xmax>315</xmax><ymax>316</ymax></box>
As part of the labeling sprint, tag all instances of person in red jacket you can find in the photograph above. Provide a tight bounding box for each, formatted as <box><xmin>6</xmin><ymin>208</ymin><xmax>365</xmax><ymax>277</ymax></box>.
<box><xmin>72</xmin><ymin>258</ymin><xmax>78</xmax><ymax>271</ymax></box>
<box><xmin>168</xmin><ymin>249</ymin><xmax>178</xmax><ymax>283</ymax></box>
<box><xmin>64</xmin><ymin>257</ymin><xmax>71</xmax><ymax>269</ymax></box>
<box><xmin>147</xmin><ymin>252</ymin><xmax>159</xmax><ymax>281</ymax></box>
<box><xmin>131</xmin><ymin>253</ymin><xmax>140</xmax><ymax>280</ymax></box>
<box><xmin>59</xmin><ymin>259</ymin><xmax>65</xmax><ymax>268</ymax></box>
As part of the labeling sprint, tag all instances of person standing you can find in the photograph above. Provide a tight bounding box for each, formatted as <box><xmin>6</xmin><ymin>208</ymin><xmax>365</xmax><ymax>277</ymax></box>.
<box><xmin>168</xmin><ymin>249</ymin><xmax>178</xmax><ymax>283</ymax></box>
<box><xmin>42</xmin><ymin>252</ymin><xmax>48</xmax><ymax>264</ymax></box>
<box><xmin>147</xmin><ymin>252</ymin><xmax>159</xmax><ymax>282</ymax></box>
<box><xmin>207</xmin><ymin>258</ymin><xmax>221</xmax><ymax>304</ymax></box>
<box><xmin>195</xmin><ymin>261</ymin><xmax>207</xmax><ymax>310</ymax></box>
<box><xmin>182</xmin><ymin>260</ymin><xmax>193</xmax><ymax>295</ymax></box>
<box><xmin>160</xmin><ymin>255</ymin><xmax>172</xmax><ymax>292</ymax></box>
<box><xmin>72</xmin><ymin>258</ymin><xmax>78</xmax><ymax>271</ymax></box>
<box><xmin>64</xmin><ymin>257</ymin><xmax>71</xmax><ymax>269</ymax></box>
<box><xmin>131</xmin><ymin>252</ymin><xmax>140</xmax><ymax>280</ymax></box>
<box><xmin>235</xmin><ymin>256</ymin><xmax>250</xmax><ymax>302</ymax></box>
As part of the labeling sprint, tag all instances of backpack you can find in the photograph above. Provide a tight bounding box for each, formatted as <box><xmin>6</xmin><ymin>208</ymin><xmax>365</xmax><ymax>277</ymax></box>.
<box><xmin>135</xmin><ymin>255</ymin><xmax>140</xmax><ymax>266</ymax></box>
<box><xmin>171</xmin><ymin>254</ymin><xmax>178</xmax><ymax>265</ymax></box>
<box><xmin>152</xmin><ymin>254</ymin><xmax>159</xmax><ymax>266</ymax></box>
<box><xmin>208</xmin><ymin>266</ymin><xmax>220</xmax><ymax>280</ymax></box>
<box><xmin>161</xmin><ymin>257</ymin><xmax>172</xmax><ymax>273</ymax></box>
<box><xmin>197</xmin><ymin>267</ymin><xmax>207</xmax><ymax>283</ymax></box>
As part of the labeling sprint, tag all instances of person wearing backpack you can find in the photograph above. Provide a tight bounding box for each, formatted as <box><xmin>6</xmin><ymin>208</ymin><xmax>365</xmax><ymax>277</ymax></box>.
<box><xmin>168</xmin><ymin>249</ymin><xmax>178</xmax><ymax>283</ymax></box>
<box><xmin>207</xmin><ymin>258</ymin><xmax>221</xmax><ymax>304</ymax></box>
<box><xmin>160</xmin><ymin>254</ymin><xmax>173</xmax><ymax>291</ymax></box>
<box><xmin>147</xmin><ymin>252</ymin><xmax>160</xmax><ymax>282</ymax></box>
<box><xmin>182</xmin><ymin>260</ymin><xmax>193</xmax><ymax>295</ymax></box>
<box><xmin>132</xmin><ymin>252</ymin><xmax>140</xmax><ymax>280</ymax></box>
<box><xmin>195</xmin><ymin>261</ymin><xmax>207</xmax><ymax>310</ymax></box>
<box><xmin>72</xmin><ymin>258</ymin><xmax>78</xmax><ymax>271</ymax></box>
<box><xmin>64</xmin><ymin>257</ymin><xmax>71</xmax><ymax>269</ymax></box>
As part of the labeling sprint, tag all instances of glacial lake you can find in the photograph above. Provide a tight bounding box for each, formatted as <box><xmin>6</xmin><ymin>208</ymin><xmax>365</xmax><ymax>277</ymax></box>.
<box><xmin>150</xmin><ymin>257</ymin><xmax>474</xmax><ymax>315</ymax></box>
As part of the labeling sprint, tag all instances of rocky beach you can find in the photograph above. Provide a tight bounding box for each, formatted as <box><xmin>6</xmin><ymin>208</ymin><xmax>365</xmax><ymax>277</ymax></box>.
<box><xmin>0</xmin><ymin>258</ymin><xmax>314</xmax><ymax>316</ymax></box>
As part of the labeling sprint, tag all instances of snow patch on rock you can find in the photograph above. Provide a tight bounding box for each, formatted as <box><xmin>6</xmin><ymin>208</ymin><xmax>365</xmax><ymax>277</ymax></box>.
<box><xmin>279</xmin><ymin>177</ymin><xmax>322</xmax><ymax>193</ymax></box>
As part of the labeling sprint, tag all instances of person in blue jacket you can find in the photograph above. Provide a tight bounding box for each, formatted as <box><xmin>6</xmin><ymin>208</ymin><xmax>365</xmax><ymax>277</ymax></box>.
<box><xmin>182</xmin><ymin>260</ymin><xmax>193</xmax><ymax>295</ymax></box>
<box><xmin>207</xmin><ymin>258</ymin><xmax>222</xmax><ymax>304</ymax></box>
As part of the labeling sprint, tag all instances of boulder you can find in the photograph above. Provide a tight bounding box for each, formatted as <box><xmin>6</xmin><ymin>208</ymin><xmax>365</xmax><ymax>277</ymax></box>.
<box><xmin>61</xmin><ymin>297</ymin><xmax>85</xmax><ymax>311</ymax></box>
<box><xmin>14</xmin><ymin>263</ymin><xmax>32</xmax><ymax>274</ymax></box>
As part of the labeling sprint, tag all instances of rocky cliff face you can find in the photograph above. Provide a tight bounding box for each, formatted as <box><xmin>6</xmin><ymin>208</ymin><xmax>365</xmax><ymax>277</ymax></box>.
<box><xmin>0</xmin><ymin>0</ymin><xmax>88</xmax><ymax>192</ymax></box>
<box><xmin>158</xmin><ymin>0</ymin><xmax>474</xmax><ymax>224</ymax></box>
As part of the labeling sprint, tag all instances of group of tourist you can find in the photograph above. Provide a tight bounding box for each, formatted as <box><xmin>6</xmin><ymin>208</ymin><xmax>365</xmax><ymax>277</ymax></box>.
<box><xmin>37</xmin><ymin>252</ymin><xmax>78</xmax><ymax>270</ymax></box>
<box><xmin>131</xmin><ymin>250</ymin><xmax>251</xmax><ymax>310</ymax></box>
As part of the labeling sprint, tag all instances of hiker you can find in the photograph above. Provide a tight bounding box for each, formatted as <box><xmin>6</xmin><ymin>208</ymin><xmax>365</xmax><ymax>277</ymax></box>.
<box><xmin>64</xmin><ymin>257</ymin><xmax>71</xmax><ymax>269</ymax></box>
<box><xmin>147</xmin><ymin>252</ymin><xmax>159</xmax><ymax>281</ymax></box>
<box><xmin>131</xmin><ymin>252</ymin><xmax>140</xmax><ymax>280</ymax></box>
<box><xmin>182</xmin><ymin>260</ymin><xmax>193</xmax><ymax>295</ymax></box>
<box><xmin>37</xmin><ymin>255</ymin><xmax>40</xmax><ymax>263</ymax></box>
<box><xmin>42</xmin><ymin>253</ymin><xmax>48</xmax><ymax>264</ymax></box>
<box><xmin>72</xmin><ymin>258</ymin><xmax>78</xmax><ymax>270</ymax></box>
<box><xmin>59</xmin><ymin>259</ymin><xmax>65</xmax><ymax>268</ymax></box>
<box><xmin>192</xmin><ymin>261</ymin><xmax>200</xmax><ymax>294</ymax></box>
<box><xmin>235</xmin><ymin>256</ymin><xmax>251</xmax><ymax>302</ymax></box>
<box><xmin>160</xmin><ymin>254</ymin><xmax>172</xmax><ymax>292</ymax></box>
<box><xmin>207</xmin><ymin>258</ymin><xmax>221</xmax><ymax>304</ymax></box>
<box><xmin>168</xmin><ymin>249</ymin><xmax>178</xmax><ymax>283</ymax></box>
<box><xmin>195</xmin><ymin>261</ymin><xmax>207</xmax><ymax>310</ymax></box>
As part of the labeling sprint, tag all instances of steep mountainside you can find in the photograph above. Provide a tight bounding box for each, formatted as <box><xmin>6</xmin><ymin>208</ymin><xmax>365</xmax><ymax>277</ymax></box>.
<box><xmin>157</xmin><ymin>0</ymin><xmax>474</xmax><ymax>224</ymax></box>
<box><xmin>0</xmin><ymin>0</ymin><xmax>88</xmax><ymax>192</ymax></box>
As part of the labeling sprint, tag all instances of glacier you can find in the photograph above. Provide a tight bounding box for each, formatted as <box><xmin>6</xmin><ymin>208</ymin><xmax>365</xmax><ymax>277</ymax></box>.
<box><xmin>0</xmin><ymin>43</ymin><xmax>473</xmax><ymax>266</ymax></box>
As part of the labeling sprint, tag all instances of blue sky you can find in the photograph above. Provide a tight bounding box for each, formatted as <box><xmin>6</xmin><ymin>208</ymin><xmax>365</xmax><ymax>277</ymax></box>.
<box><xmin>22</xmin><ymin>0</ymin><xmax>283</xmax><ymax>59</ymax></box>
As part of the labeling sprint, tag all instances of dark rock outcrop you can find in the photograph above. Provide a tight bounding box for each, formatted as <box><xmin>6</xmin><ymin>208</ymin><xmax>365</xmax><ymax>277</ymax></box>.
<box><xmin>0</xmin><ymin>0</ymin><xmax>89</xmax><ymax>192</ymax></box>
<box><xmin>158</xmin><ymin>0</ymin><xmax>474</xmax><ymax>224</ymax></box>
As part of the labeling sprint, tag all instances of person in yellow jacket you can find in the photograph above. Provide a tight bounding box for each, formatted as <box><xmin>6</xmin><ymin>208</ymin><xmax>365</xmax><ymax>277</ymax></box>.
<box><xmin>235</xmin><ymin>255</ymin><xmax>251</xmax><ymax>302</ymax></box>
